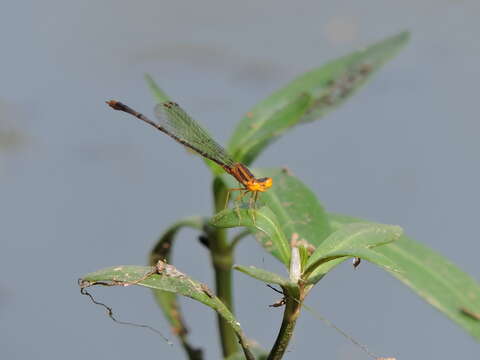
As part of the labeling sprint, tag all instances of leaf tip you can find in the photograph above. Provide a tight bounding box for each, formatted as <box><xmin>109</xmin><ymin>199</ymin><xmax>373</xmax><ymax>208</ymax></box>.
<box><xmin>144</xmin><ymin>72</ymin><xmax>153</xmax><ymax>82</ymax></box>
<box><xmin>394</xmin><ymin>30</ymin><xmax>410</xmax><ymax>40</ymax></box>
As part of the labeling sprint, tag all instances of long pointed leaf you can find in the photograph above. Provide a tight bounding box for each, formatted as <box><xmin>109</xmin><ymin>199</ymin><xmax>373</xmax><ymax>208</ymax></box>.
<box><xmin>234</xmin><ymin>265</ymin><xmax>292</xmax><ymax>288</ymax></box>
<box><xmin>229</xmin><ymin>94</ymin><xmax>311</xmax><ymax>165</ymax></box>
<box><xmin>80</xmin><ymin>264</ymin><xmax>254</xmax><ymax>360</ymax></box>
<box><xmin>211</xmin><ymin>206</ymin><xmax>291</xmax><ymax>266</ymax></box>
<box><xmin>228</xmin><ymin>32</ymin><xmax>409</xmax><ymax>165</ymax></box>
<box><xmin>305</xmin><ymin>223</ymin><xmax>402</xmax><ymax>284</ymax></box>
<box><xmin>328</xmin><ymin>213</ymin><xmax>480</xmax><ymax>341</ymax></box>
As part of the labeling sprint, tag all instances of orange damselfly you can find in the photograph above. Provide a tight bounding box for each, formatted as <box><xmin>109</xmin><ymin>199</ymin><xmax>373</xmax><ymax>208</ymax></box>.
<box><xmin>106</xmin><ymin>100</ymin><xmax>273</xmax><ymax>210</ymax></box>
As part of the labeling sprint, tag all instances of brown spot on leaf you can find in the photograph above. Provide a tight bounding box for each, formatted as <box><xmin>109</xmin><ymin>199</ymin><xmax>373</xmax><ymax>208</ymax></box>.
<box><xmin>281</xmin><ymin>167</ymin><xmax>294</xmax><ymax>176</ymax></box>
<box><xmin>200</xmin><ymin>284</ymin><xmax>214</xmax><ymax>298</ymax></box>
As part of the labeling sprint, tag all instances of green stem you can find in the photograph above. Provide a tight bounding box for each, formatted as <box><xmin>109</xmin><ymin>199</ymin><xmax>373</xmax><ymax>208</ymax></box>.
<box><xmin>267</xmin><ymin>291</ymin><xmax>303</xmax><ymax>360</ymax></box>
<box><xmin>211</xmin><ymin>179</ymin><xmax>238</xmax><ymax>357</ymax></box>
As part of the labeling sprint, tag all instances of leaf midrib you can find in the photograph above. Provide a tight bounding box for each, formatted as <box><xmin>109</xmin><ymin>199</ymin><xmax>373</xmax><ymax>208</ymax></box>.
<box><xmin>255</xmin><ymin>211</ymin><xmax>290</xmax><ymax>264</ymax></box>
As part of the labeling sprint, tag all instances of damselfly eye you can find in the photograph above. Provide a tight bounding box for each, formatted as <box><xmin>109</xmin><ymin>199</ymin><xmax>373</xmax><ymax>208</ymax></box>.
<box><xmin>258</xmin><ymin>177</ymin><xmax>273</xmax><ymax>189</ymax></box>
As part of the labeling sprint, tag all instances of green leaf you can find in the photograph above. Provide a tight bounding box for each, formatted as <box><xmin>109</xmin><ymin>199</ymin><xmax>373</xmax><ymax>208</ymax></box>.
<box><xmin>80</xmin><ymin>264</ymin><xmax>254</xmax><ymax>360</ymax></box>
<box><xmin>228</xmin><ymin>93</ymin><xmax>311</xmax><ymax>165</ymax></box>
<box><xmin>210</xmin><ymin>205</ymin><xmax>291</xmax><ymax>266</ymax></box>
<box><xmin>257</xmin><ymin>168</ymin><xmax>331</xmax><ymax>245</ymax></box>
<box><xmin>234</xmin><ymin>265</ymin><xmax>292</xmax><ymax>288</ymax></box>
<box><xmin>328</xmin><ymin>213</ymin><xmax>480</xmax><ymax>341</ymax></box>
<box><xmin>145</xmin><ymin>74</ymin><xmax>171</xmax><ymax>103</ymax></box>
<box><xmin>304</xmin><ymin>223</ymin><xmax>402</xmax><ymax>284</ymax></box>
<box><xmin>210</xmin><ymin>206</ymin><xmax>290</xmax><ymax>266</ymax></box>
<box><xmin>228</xmin><ymin>31</ymin><xmax>409</xmax><ymax>165</ymax></box>
<box><xmin>218</xmin><ymin>168</ymin><xmax>331</xmax><ymax>265</ymax></box>
<box><xmin>225</xmin><ymin>345</ymin><xmax>268</xmax><ymax>360</ymax></box>
<box><xmin>148</xmin><ymin>216</ymin><xmax>207</xmax><ymax>351</ymax></box>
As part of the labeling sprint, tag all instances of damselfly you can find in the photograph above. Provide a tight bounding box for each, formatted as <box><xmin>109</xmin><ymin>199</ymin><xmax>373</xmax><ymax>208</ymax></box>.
<box><xmin>107</xmin><ymin>100</ymin><xmax>273</xmax><ymax>210</ymax></box>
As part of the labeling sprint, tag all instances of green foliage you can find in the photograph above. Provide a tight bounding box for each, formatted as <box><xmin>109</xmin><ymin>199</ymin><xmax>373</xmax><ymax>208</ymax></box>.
<box><xmin>81</xmin><ymin>264</ymin><xmax>254</xmax><ymax>360</ymax></box>
<box><xmin>211</xmin><ymin>205</ymin><xmax>291</xmax><ymax>265</ymax></box>
<box><xmin>148</xmin><ymin>217</ymin><xmax>208</xmax><ymax>343</ymax></box>
<box><xmin>79</xmin><ymin>31</ymin><xmax>480</xmax><ymax>360</ymax></box>
<box><xmin>225</xmin><ymin>346</ymin><xmax>268</xmax><ymax>360</ymax></box>
<box><xmin>219</xmin><ymin>168</ymin><xmax>332</xmax><ymax>247</ymax></box>
<box><xmin>227</xmin><ymin>31</ymin><xmax>410</xmax><ymax>165</ymax></box>
<box><xmin>82</xmin><ymin>265</ymin><xmax>221</xmax><ymax>311</ymax></box>
<box><xmin>304</xmin><ymin>223</ymin><xmax>403</xmax><ymax>284</ymax></box>
<box><xmin>234</xmin><ymin>265</ymin><xmax>292</xmax><ymax>289</ymax></box>
<box><xmin>329</xmin><ymin>213</ymin><xmax>480</xmax><ymax>341</ymax></box>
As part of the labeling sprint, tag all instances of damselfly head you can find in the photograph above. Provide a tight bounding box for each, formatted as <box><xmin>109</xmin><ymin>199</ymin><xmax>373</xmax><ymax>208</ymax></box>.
<box><xmin>247</xmin><ymin>177</ymin><xmax>273</xmax><ymax>192</ymax></box>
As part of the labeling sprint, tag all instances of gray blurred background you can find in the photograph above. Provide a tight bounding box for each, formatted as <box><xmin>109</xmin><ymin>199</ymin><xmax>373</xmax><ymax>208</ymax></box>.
<box><xmin>1</xmin><ymin>1</ymin><xmax>479</xmax><ymax>359</ymax></box>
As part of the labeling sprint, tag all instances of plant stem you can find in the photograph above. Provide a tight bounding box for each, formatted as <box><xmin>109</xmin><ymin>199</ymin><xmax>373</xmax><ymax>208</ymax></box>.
<box><xmin>211</xmin><ymin>179</ymin><xmax>238</xmax><ymax>357</ymax></box>
<box><xmin>267</xmin><ymin>291</ymin><xmax>303</xmax><ymax>360</ymax></box>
